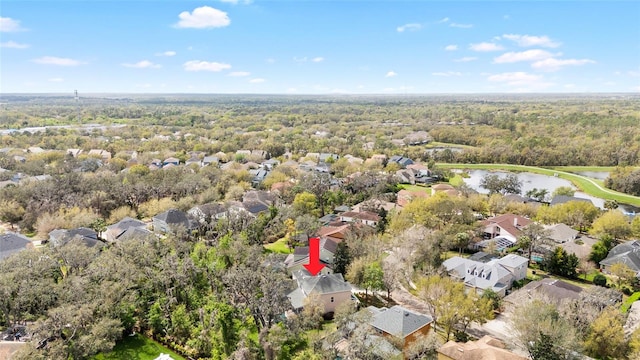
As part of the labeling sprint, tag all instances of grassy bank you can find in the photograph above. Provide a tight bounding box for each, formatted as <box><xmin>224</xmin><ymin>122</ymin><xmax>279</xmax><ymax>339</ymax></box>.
<box><xmin>264</xmin><ymin>237</ymin><xmax>293</xmax><ymax>254</ymax></box>
<box><xmin>436</xmin><ymin>163</ymin><xmax>640</xmax><ymax>207</ymax></box>
<box><xmin>93</xmin><ymin>334</ymin><xmax>185</xmax><ymax>360</ymax></box>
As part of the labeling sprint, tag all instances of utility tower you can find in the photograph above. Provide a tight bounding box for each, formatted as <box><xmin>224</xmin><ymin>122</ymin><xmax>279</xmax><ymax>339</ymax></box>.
<box><xmin>74</xmin><ymin>90</ymin><xmax>80</xmax><ymax>122</ymax></box>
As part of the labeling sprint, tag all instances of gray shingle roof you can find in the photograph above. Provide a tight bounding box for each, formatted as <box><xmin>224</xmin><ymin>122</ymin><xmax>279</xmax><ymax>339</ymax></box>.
<box><xmin>370</xmin><ymin>305</ymin><xmax>433</xmax><ymax>338</ymax></box>
<box><xmin>0</xmin><ymin>232</ymin><xmax>31</xmax><ymax>260</ymax></box>
<box><xmin>154</xmin><ymin>209</ymin><xmax>189</xmax><ymax>225</ymax></box>
<box><xmin>299</xmin><ymin>273</ymin><xmax>352</xmax><ymax>295</ymax></box>
<box><xmin>600</xmin><ymin>240</ymin><xmax>640</xmax><ymax>272</ymax></box>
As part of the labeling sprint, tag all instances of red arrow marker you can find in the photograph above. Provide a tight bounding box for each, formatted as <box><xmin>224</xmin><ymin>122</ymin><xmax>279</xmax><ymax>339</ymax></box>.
<box><xmin>303</xmin><ymin>237</ymin><xmax>325</xmax><ymax>276</ymax></box>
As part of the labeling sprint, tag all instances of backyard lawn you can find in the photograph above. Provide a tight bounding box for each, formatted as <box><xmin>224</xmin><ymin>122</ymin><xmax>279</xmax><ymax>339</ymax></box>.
<box><xmin>264</xmin><ymin>237</ymin><xmax>292</xmax><ymax>254</ymax></box>
<box><xmin>92</xmin><ymin>334</ymin><xmax>185</xmax><ymax>360</ymax></box>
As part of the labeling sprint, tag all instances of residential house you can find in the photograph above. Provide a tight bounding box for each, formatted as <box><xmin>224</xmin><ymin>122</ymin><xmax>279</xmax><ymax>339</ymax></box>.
<box><xmin>559</xmin><ymin>235</ymin><xmax>598</xmax><ymax>259</ymax></box>
<box><xmin>284</xmin><ymin>238</ymin><xmax>339</xmax><ymax>275</ymax></box>
<box><xmin>437</xmin><ymin>335</ymin><xmax>528</xmax><ymax>360</ymax></box>
<box><xmin>27</xmin><ymin>146</ymin><xmax>45</xmax><ymax>154</ymax></box>
<box><xmin>48</xmin><ymin>227</ymin><xmax>104</xmax><ymax>248</ymax></box>
<box><xmin>370</xmin><ymin>154</ymin><xmax>388</xmax><ymax>164</ymax></box>
<box><xmin>403</xmin><ymin>131</ymin><xmax>432</xmax><ymax>146</ymax></box>
<box><xmin>504</xmin><ymin>278</ymin><xmax>582</xmax><ymax>306</ymax></box>
<box><xmin>550</xmin><ymin>195</ymin><xmax>593</xmax><ymax>206</ymax></box>
<box><xmin>317</xmin><ymin>224</ymin><xmax>353</xmax><ymax>243</ymax></box>
<box><xmin>431</xmin><ymin>184</ymin><xmax>458</xmax><ymax>196</ymax></box>
<box><xmin>481</xmin><ymin>214</ymin><xmax>532</xmax><ymax>243</ymax></box>
<box><xmin>368</xmin><ymin>305</ymin><xmax>433</xmax><ymax>358</ymax></box>
<box><xmin>318</xmin><ymin>213</ymin><xmax>340</xmax><ymax>225</ymax></box>
<box><xmin>544</xmin><ymin>223</ymin><xmax>579</xmax><ymax>244</ymax></box>
<box><xmin>118</xmin><ymin>227</ymin><xmax>154</xmax><ymax>242</ymax></box>
<box><xmin>396</xmin><ymin>189</ymin><xmax>429</xmax><ymax>207</ymax></box>
<box><xmin>319</xmin><ymin>153</ymin><xmax>339</xmax><ymax>162</ymax></box>
<box><xmin>185</xmin><ymin>157</ymin><xmax>200</xmax><ymax>166</ymax></box>
<box><xmin>600</xmin><ymin>240</ymin><xmax>640</xmax><ymax>275</ymax></box>
<box><xmin>442</xmin><ymin>254</ymin><xmax>529</xmax><ymax>296</ymax></box>
<box><xmin>105</xmin><ymin>217</ymin><xmax>148</xmax><ymax>243</ymax></box>
<box><xmin>250</xmin><ymin>168</ymin><xmax>270</xmax><ymax>187</ymax></box>
<box><xmin>287</xmin><ymin>272</ymin><xmax>354</xmax><ymax>314</ymax></box>
<box><xmin>150</xmin><ymin>159</ymin><xmax>163</xmax><ymax>168</ymax></box>
<box><xmin>468</xmin><ymin>251</ymin><xmax>498</xmax><ymax>263</ymax></box>
<box><xmin>88</xmin><ymin>149</ymin><xmax>112</xmax><ymax>161</ymax></box>
<box><xmin>262</xmin><ymin>158</ymin><xmax>280</xmax><ymax>170</ymax></box>
<box><xmin>188</xmin><ymin>203</ymin><xmax>227</xmax><ymax>224</ymax></box>
<box><xmin>388</xmin><ymin>155</ymin><xmax>414</xmax><ymax>168</ymax></box>
<box><xmin>163</xmin><ymin>157</ymin><xmax>180</xmax><ymax>166</ymax></box>
<box><xmin>152</xmin><ymin>209</ymin><xmax>192</xmax><ymax>233</ymax></box>
<box><xmin>251</xmin><ymin>149</ymin><xmax>268</xmax><ymax>160</ymax></box>
<box><xmin>339</xmin><ymin>211</ymin><xmax>381</xmax><ymax>227</ymax></box>
<box><xmin>352</xmin><ymin>199</ymin><xmax>400</xmax><ymax>213</ymax></box>
<box><xmin>0</xmin><ymin>232</ymin><xmax>32</xmax><ymax>260</ymax></box>
<box><xmin>202</xmin><ymin>156</ymin><xmax>219</xmax><ymax>167</ymax></box>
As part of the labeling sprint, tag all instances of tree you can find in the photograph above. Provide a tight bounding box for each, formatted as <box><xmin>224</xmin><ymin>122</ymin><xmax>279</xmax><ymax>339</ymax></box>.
<box><xmin>526</xmin><ymin>188</ymin><xmax>549</xmax><ymax>202</ymax></box>
<box><xmin>552</xmin><ymin>186</ymin><xmax>575</xmax><ymax>197</ymax></box>
<box><xmin>590</xmin><ymin>235</ymin><xmax>615</xmax><ymax>264</ymax></box>
<box><xmin>584</xmin><ymin>307</ymin><xmax>628</xmax><ymax>359</ymax></box>
<box><xmin>294</xmin><ymin>214</ymin><xmax>320</xmax><ymax>242</ymax></box>
<box><xmin>480</xmin><ymin>173</ymin><xmax>522</xmax><ymax>195</ymax></box>
<box><xmin>591</xmin><ymin>210</ymin><xmax>632</xmax><ymax>240</ymax></box>
<box><xmin>333</xmin><ymin>241</ymin><xmax>351</xmax><ymax>275</ymax></box>
<box><xmin>510</xmin><ymin>299</ymin><xmax>579</xmax><ymax>360</ymax></box>
<box><xmin>0</xmin><ymin>200</ymin><xmax>25</xmax><ymax>230</ymax></box>
<box><xmin>604</xmin><ymin>199</ymin><xmax>619</xmax><ymax>210</ymax></box>
<box><xmin>577</xmin><ymin>258</ymin><xmax>596</xmax><ymax>280</ymax></box>
<box><xmin>518</xmin><ymin>223</ymin><xmax>550</xmax><ymax>265</ymax></box>
<box><xmin>544</xmin><ymin>247</ymin><xmax>579</xmax><ymax>278</ymax></box>
<box><xmin>292</xmin><ymin>192</ymin><xmax>319</xmax><ymax>217</ymax></box>
<box><xmin>362</xmin><ymin>261</ymin><xmax>384</xmax><ymax>300</ymax></box>
<box><xmin>610</xmin><ymin>263</ymin><xmax>636</xmax><ymax>289</ymax></box>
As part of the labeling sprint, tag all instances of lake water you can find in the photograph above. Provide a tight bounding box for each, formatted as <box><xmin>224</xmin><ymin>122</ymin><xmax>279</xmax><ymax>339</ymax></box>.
<box><xmin>574</xmin><ymin>171</ymin><xmax>610</xmax><ymax>180</ymax></box>
<box><xmin>462</xmin><ymin>169</ymin><xmax>639</xmax><ymax>215</ymax></box>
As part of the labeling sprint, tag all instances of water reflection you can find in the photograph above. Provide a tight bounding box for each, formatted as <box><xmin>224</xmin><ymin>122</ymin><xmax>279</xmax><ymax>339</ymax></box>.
<box><xmin>461</xmin><ymin>169</ymin><xmax>639</xmax><ymax>215</ymax></box>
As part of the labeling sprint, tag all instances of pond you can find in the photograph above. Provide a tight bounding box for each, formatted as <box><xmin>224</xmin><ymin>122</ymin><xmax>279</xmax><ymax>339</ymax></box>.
<box><xmin>462</xmin><ymin>169</ymin><xmax>639</xmax><ymax>215</ymax></box>
<box><xmin>573</xmin><ymin>171</ymin><xmax>610</xmax><ymax>180</ymax></box>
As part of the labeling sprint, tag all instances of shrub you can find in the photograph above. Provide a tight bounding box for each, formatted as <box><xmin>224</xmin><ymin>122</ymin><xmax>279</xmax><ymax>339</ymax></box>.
<box><xmin>593</xmin><ymin>273</ymin><xmax>608</xmax><ymax>287</ymax></box>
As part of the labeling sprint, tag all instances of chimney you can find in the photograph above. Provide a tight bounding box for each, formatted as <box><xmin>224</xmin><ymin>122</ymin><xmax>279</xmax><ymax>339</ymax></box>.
<box><xmin>514</xmin><ymin>216</ymin><xmax>518</xmax><ymax>227</ymax></box>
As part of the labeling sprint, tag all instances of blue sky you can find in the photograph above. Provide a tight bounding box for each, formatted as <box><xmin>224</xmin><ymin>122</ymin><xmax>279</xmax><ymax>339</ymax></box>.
<box><xmin>1</xmin><ymin>1</ymin><xmax>639</xmax><ymax>93</ymax></box>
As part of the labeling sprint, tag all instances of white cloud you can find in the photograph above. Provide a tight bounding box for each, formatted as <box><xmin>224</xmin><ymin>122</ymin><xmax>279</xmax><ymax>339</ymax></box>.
<box><xmin>432</xmin><ymin>71</ymin><xmax>462</xmax><ymax>77</ymax></box>
<box><xmin>174</xmin><ymin>6</ymin><xmax>230</xmax><ymax>29</ymax></box>
<box><xmin>397</xmin><ymin>23</ymin><xmax>422</xmax><ymax>32</ymax></box>
<box><xmin>293</xmin><ymin>56</ymin><xmax>308</xmax><ymax>62</ymax></box>
<box><xmin>1</xmin><ymin>40</ymin><xmax>29</xmax><ymax>49</ymax></box>
<box><xmin>249</xmin><ymin>78</ymin><xmax>265</xmax><ymax>83</ymax></box>
<box><xmin>0</xmin><ymin>17</ymin><xmax>26</xmax><ymax>32</ymax></box>
<box><xmin>331</xmin><ymin>89</ymin><xmax>348</xmax><ymax>94</ymax></box>
<box><xmin>311</xmin><ymin>57</ymin><xmax>324</xmax><ymax>62</ymax></box>
<box><xmin>503</xmin><ymin>15</ymin><xmax>510</xmax><ymax>20</ymax></box>
<box><xmin>48</xmin><ymin>78</ymin><xmax>64</xmax><ymax>82</ymax></box>
<box><xmin>454</xmin><ymin>57</ymin><xmax>478</xmax><ymax>62</ymax></box>
<box><xmin>487</xmin><ymin>72</ymin><xmax>553</xmax><ymax>90</ymax></box>
<box><xmin>502</xmin><ymin>34</ymin><xmax>561</xmax><ymax>48</ymax></box>
<box><xmin>564</xmin><ymin>84</ymin><xmax>575</xmax><ymax>89</ymax></box>
<box><xmin>385</xmin><ymin>71</ymin><xmax>397</xmax><ymax>77</ymax></box>
<box><xmin>531</xmin><ymin>58</ymin><xmax>595</xmax><ymax>71</ymax></box>
<box><xmin>266</xmin><ymin>58</ymin><xmax>276</xmax><ymax>64</ymax></box>
<box><xmin>156</xmin><ymin>51</ymin><xmax>176</xmax><ymax>57</ymax></box>
<box><xmin>444</xmin><ymin>45</ymin><xmax>458</xmax><ymax>51</ymax></box>
<box><xmin>628</xmin><ymin>70</ymin><xmax>640</xmax><ymax>77</ymax></box>
<box><xmin>488</xmin><ymin>72</ymin><xmax>540</xmax><ymax>84</ymax></box>
<box><xmin>493</xmin><ymin>49</ymin><xmax>556</xmax><ymax>63</ymax></box>
<box><xmin>437</xmin><ymin>17</ymin><xmax>449</xmax><ymax>23</ymax></box>
<box><xmin>32</xmin><ymin>56</ymin><xmax>86</xmax><ymax>66</ymax></box>
<box><xmin>122</xmin><ymin>60</ymin><xmax>162</xmax><ymax>69</ymax></box>
<box><xmin>631</xmin><ymin>86</ymin><xmax>640</xmax><ymax>92</ymax></box>
<box><xmin>183</xmin><ymin>60</ymin><xmax>231</xmax><ymax>72</ymax></box>
<box><xmin>469</xmin><ymin>42</ymin><xmax>504</xmax><ymax>52</ymax></box>
<box><xmin>286</xmin><ymin>88</ymin><xmax>298</xmax><ymax>93</ymax></box>
<box><xmin>228</xmin><ymin>71</ymin><xmax>250</xmax><ymax>77</ymax></box>
<box><xmin>450</xmin><ymin>23</ymin><xmax>473</xmax><ymax>28</ymax></box>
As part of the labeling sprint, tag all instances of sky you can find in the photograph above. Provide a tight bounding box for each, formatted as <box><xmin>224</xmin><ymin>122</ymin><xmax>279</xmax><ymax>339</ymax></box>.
<box><xmin>1</xmin><ymin>0</ymin><xmax>639</xmax><ymax>94</ymax></box>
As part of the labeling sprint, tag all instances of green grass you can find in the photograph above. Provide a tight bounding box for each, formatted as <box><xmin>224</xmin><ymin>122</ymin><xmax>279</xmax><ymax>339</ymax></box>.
<box><xmin>397</xmin><ymin>184</ymin><xmax>431</xmax><ymax>194</ymax></box>
<box><xmin>436</xmin><ymin>163</ymin><xmax>640</xmax><ymax>207</ymax></box>
<box><xmin>448</xmin><ymin>174</ymin><xmax>464</xmax><ymax>187</ymax></box>
<box><xmin>264</xmin><ymin>237</ymin><xmax>293</xmax><ymax>254</ymax></box>
<box><xmin>428</xmin><ymin>141</ymin><xmax>476</xmax><ymax>150</ymax></box>
<box><xmin>622</xmin><ymin>292</ymin><xmax>640</xmax><ymax>313</ymax></box>
<box><xmin>92</xmin><ymin>334</ymin><xmax>185</xmax><ymax>360</ymax></box>
<box><xmin>549</xmin><ymin>166</ymin><xmax>619</xmax><ymax>172</ymax></box>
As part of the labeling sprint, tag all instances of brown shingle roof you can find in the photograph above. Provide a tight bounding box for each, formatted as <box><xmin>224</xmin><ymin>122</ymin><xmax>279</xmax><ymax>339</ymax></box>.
<box><xmin>437</xmin><ymin>336</ymin><xmax>528</xmax><ymax>360</ymax></box>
